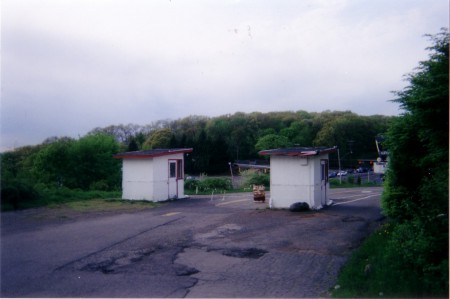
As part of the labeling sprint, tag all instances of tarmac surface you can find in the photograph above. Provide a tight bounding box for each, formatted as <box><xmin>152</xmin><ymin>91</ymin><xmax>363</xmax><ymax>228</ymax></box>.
<box><xmin>1</xmin><ymin>187</ymin><xmax>384</xmax><ymax>298</ymax></box>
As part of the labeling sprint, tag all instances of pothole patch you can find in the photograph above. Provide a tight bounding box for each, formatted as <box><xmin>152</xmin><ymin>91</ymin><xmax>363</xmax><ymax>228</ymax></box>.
<box><xmin>82</xmin><ymin>259</ymin><xmax>116</xmax><ymax>274</ymax></box>
<box><xmin>71</xmin><ymin>248</ymin><xmax>155</xmax><ymax>274</ymax></box>
<box><xmin>174</xmin><ymin>264</ymin><xmax>200</xmax><ymax>276</ymax></box>
<box><xmin>195</xmin><ymin>223</ymin><xmax>242</xmax><ymax>241</ymax></box>
<box><xmin>220</xmin><ymin>247</ymin><xmax>267</xmax><ymax>259</ymax></box>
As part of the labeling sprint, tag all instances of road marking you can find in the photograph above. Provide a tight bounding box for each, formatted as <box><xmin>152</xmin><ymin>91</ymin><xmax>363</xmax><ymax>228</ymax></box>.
<box><xmin>332</xmin><ymin>193</ymin><xmax>372</xmax><ymax>199</ymax></box>
<box><xmin>162</xmin><ymin>212</ymin><xmax>181</xmax><ymax>217</ymax></box>
<box><xmin>333</xmin><ymin>194</ymin><xmax>381</xmax><ymax>206</ymax></box>
<box><xmin>330</xmin><ymin>189</ymin><xmax>364</xmax><ymax>196</ymax></box>
<box><xmin>216</xmin><ymin>198</ymin><xmax>249</xmax><ymax>206</ymax></box>
<box><xmin>330</xmin><ymin>189</ymin><xmax>362</xmax><ymax>195</ymax></box>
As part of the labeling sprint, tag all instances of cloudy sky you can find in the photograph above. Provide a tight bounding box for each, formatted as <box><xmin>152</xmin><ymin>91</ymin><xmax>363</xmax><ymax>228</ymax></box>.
<box><xmin>1</xmin><ymin>0</ymin><xmax>448</xmax><ymax>150</ymax></box>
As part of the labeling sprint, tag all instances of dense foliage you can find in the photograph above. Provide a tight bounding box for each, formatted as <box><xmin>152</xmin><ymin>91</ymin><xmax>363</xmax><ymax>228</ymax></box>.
<box><xmin>334</xmin><ymin>29</ymin><xmax>449</xmax><ymax>298</ymax></box>
<box><xmin>1</xmin><ymin>110</ymin><xmax>391</xmax><ymax>210</ymax></box>
<box><xmin>90</xmin><ymin>110</ymin><xmax>391</xmax><ymax>173</ymax></box>
<box><xmin>1</xmin><ymin>134</ymin><xmax>122</xmax><ymax>210</ymax></box>
<box><xmin>381</xmin><ymin>29</ymin><xmax>449</xmax><ymax>296</ymax></box>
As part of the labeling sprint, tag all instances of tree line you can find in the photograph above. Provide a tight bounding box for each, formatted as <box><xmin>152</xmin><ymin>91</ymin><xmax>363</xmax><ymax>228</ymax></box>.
<box><xmin>90</xmin><ymin>110</ymin><xmax>392</xmax><ymax>173</ymax></box>
<box><xmin>1</xmin><ymin>110</ymin><xmax>391</xmax><ymax>207</ymax></box>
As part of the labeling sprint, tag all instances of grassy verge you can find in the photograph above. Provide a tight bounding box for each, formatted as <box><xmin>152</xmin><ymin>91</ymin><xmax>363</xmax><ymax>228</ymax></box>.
<box><xmin>48</xmin><ymin>198</ymin><xmax>159</xmax><ymax>213</ymax></box>
<box><xmin>330</xmin><ymin>177</ymin><xmax>381</xmax><ymax>188</ymax></box>
<box><xmin>332</xmin><ymin>222</ymin><xmax>448</xmax><ymax>298</ymax></box>
<box><xmin>332</xmin><ymin>223</ymin><xmax>394</xmax><ymax>298</ymax></box>
<box><xmin>1</xmin><ymin>187</ymin><xmax>155</xmax><ymax>212</ymax></box>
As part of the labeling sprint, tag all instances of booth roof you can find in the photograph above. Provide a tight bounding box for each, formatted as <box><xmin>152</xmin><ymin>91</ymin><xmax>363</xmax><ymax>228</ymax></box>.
<box><xmin>259</xmin><ymin>146</ymin><xmax>337</xmax><ymax>157</ymax></box>
<box><xmin>113</xmin><ymin>148</ymin><xmax>193</xmax><ymax>159</ymax></box>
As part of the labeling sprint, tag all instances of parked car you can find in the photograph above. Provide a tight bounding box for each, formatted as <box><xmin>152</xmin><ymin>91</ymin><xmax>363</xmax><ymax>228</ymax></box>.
<box><xmin>337</xmin><ymin>170</ymin><xmax>347</xmax><ymax>176</ymax></box>
<box><xmin>328</xmin><ymin>171</ymin><xmax>337</xmax><ymax>178</ymax></box>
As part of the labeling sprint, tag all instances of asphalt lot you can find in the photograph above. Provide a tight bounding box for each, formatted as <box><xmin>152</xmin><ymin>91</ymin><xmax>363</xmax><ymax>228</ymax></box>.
<box><xmin>1</xmin><ymin>187</ymin><xmax>384</xmax><ymax>298</ymax></box>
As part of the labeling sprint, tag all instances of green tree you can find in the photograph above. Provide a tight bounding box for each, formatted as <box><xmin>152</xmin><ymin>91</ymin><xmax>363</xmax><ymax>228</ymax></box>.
<box><xmin>1</xmin><ymin>145</ymin><xmax>45</xmax><ymax>209</ymax></box>
<box><xmin>71</xmin><ymin>133</ymin><xmax>121</xmax><ymax>190</ymax></box>
<box><xmin>127</xmin><ymin>138</ymin><xmax>139</xmax><ymax>151</ymax></box>
<box><xmin>382</xmin><ymin>29</ymin><xmax>449</xmax><ymax>296</ymax></box>
<box><xmin>288</xmin><ymin>120</ymin><xmax>316</xmax><ymax>146</ymax></box>
<box><xmin>228</xmin><ymin>112</ymin><xmax>259</xmax><ymax>160</ymax></box>
<box><xmin>255</xmin><ymin>134</ymin><xmax>291</xmax><ymax>151</ymax></box>
<box><xmin>313</xmin><ymin>113</ymin><xmax>389</xmax><ymax>167</ymax></box>
<box><xmin>32</xmin><ymin>137</ymin><xmax>77</xmax><ymax>188</ymax></box>
<box><xmin>208</xmin><ymin>134</ymin><xmax>229</xmax><ymax>173</ymax></box>
<box><xmin>142</xmin><ymin>128</ymin><xmax>175</xmax><ymax>149</ymax></box>
<box><xmin>191</xmin><ymin>129</ymin><xmax>211</xmax><ymax>173</ymax></box>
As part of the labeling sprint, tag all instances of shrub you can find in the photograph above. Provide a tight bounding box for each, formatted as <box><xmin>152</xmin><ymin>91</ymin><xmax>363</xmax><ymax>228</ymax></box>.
<box><xmin>89</xmin><ymin>180</ymin><xmax>110</xmax><ymax>191</ymax></box>
<box><xmin>201</xmin><ymin>177</ymin><xmax>232</xmax><ymax>191</ymax></box>
<box><xmin>329</xmin><ymin>178</ymin><xmax>348</xmax><ymax>187</ymax></box>
<box><xmin>333</xmin><ymin>222</ymin><xmax>449</xmax><ymax>298</ymax></box>
<box><xmin>184</xmin><ymin>177</ymin><xmax>232</xmax><ymax>192</ymax></box>
<box><xmin>379</xmin><ymin>29</ymin><xmax>449</xmax><ymax>297</ymax></box>
<box><xmin>184</xmin><ymin>178</ymin><xmax>201</xmax><ymax>190</ymax></box>
<box><xmin>347</xmin><ymin>175</ymin><xmax>355</xmax><ymax>184</ymax></box>
<box><xmin>243</xmin><ymin>172</ymin><xmax>270</xmax><ymax>187</ymax></box>
<box><xmin>1</xmin><ymin>179</ymin><xmax>40</xmax><ymax>210</ymax></box>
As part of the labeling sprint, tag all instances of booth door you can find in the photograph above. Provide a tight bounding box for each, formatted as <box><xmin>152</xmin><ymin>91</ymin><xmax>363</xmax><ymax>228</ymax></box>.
<box><xmin>320</xmin><ymin>159</ymin><xmax>329</xmax><ymax>205</ymax></box>
<box><xmin>168</xmin><ymin>159</ymin><xmax>183</xmax><ymax>199</ymax></box>
<box><xmin>168</xmin><ymin>160</ymin><xmax>178</xmax><ymax>199</ymax></box>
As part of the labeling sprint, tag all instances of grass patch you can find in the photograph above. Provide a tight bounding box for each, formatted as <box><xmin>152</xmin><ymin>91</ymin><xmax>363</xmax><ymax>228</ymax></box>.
<box><xmin>41</xmin><ymin>188</ymin><xmax>122</xmax><ymax>204</ymax></box>
<box><xmin>1</xmin><ymin>186</ymin><xmax>145</xmax><ymax>212</ymax></box>
<box><xmin>332</xmin><ymin>223</ymin><xmax>394</xmax><ymax>298</ymax></box>
<box><xmin>330</xmin><ymin>177</ymin><xmax>381</xmax><ymax>188</ymax></box>
<box><xmin>332</xmin><ymin>222</ymin><xmax>448</xmax><ymax>298</ymax></box>
<box><xmin>49</xmin><ymin>198</ymin><xmax>159</xmax><ymax>213</ymax></box>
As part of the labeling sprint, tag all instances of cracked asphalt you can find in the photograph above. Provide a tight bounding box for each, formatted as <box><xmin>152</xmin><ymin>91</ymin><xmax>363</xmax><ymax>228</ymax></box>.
<box><xmin>1</xmin><ymin>187</ymin><xmax>384</xmax><ymax>298</ymax></box>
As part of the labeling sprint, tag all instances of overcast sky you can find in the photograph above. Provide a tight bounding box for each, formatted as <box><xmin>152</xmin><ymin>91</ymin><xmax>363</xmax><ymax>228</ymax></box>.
<box><xmin>1</xmin><ymin>0</ymin><xmax>448</xmax><ymax>151</ymax></box>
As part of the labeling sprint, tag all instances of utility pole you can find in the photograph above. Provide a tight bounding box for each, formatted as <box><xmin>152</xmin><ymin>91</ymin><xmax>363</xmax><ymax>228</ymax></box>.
<box><xmin>228</xmin><ymin>162</ymin><xmax>234</xmax><ymax>188</ymax></box>
<box><xmin>337</xmin><ymin>148</ymin><xmax>342</xmax><ymax>184</ymax></box>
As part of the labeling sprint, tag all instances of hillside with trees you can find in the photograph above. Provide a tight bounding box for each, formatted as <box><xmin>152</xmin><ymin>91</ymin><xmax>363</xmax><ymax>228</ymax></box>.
<box><xmin>89</xmin><ymin>110</ymin><xmax>392</xmax><ymax>173</ymax></box>
<box><xmin>1</xmin><ymin>110</ymin><xmax>391</xmax><ymax>209</ymax></box>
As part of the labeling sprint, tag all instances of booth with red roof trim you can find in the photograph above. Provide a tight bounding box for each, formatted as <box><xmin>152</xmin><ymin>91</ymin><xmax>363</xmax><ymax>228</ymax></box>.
<box><xmin>259</xmin><ymin>147</ymin><xmax>337</xmax><ymax>210</ymax></box>
<box><xmin>114</xmin><ymin>148</ymin><xmax>193</xmax><ymax>201</ymax></box>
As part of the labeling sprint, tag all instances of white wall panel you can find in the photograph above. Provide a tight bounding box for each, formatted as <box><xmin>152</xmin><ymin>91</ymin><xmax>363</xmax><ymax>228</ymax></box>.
<box><xmin>122</xmin><ymin>159</ymin><xmax>154</xmax><ymax>200</ymax></box>
<box><xmin>121</xmin><ymin>153</ymin><xmax>187</xmax><ymax>202</ymax></box>
<box><xmin>269</xmin><ymin>154</ymin><xmax>330</xmax><ymax>209</ymax></box>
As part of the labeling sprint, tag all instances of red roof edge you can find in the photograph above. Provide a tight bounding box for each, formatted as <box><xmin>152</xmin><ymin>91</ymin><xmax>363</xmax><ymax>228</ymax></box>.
<box><xmin>113</xmin><ymin>148</ymin><xmax>193</xmax><ymax>159</ymax></box>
